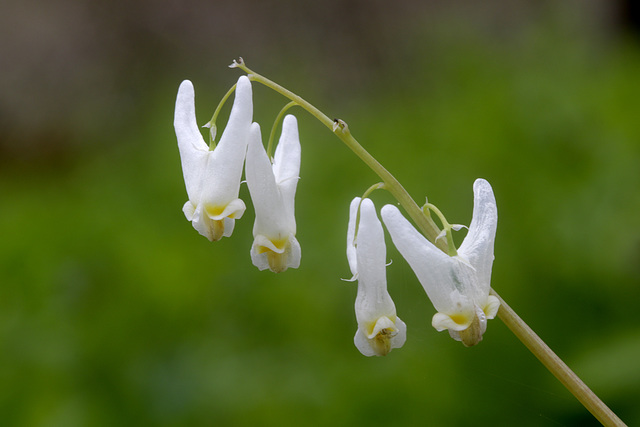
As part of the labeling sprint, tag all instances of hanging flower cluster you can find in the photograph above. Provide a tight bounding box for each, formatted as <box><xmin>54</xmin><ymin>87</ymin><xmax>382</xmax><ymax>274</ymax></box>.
<box><xmin>381</xmin><ymin>179</ymin><xmax>499</xmax><ymax>347</ymax></box>
<box><xmin>345</xmin><ymin>179</ymin><xmax>498</xmax><ymax>354</ymax></box>
<box><xmin>173</xmin><ymin>76</ymin><xmax>301</xmax><ymax>273</ymax></box>
<box><xmin>173</xmin><ymin>62</ymin><xmax>499</xmax><ymax>355</ymax></box>
<box><xmin>169</xmin><ymin>60</ymin><xmax>628</xmax><ymax>426</ymax></box>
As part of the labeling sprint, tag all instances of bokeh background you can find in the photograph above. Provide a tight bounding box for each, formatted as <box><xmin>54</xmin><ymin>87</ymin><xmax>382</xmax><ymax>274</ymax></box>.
<box><xmin>2</xmin><ymin>0</ymin><xmax>640</xmax><ymax>425</ymax></box>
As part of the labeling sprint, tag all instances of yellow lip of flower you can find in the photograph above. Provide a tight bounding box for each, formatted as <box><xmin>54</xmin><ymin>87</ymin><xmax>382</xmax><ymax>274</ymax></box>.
<box><xmin>448</xmin><ymin>313</ymin><xmax>472</xmax><ymax>328</ymax></box>
<box><xmin>432</xmin><ymin>309</ymin><xmax>474</xmax><ymax>332</ymax></box>
<box><xmin>365</xmin><ymin>316</ymin><xmax>398</xmax><ymax>339</ymax></box>
<box><xmin>204</xmin><ymin>199</ymin><xmax>246</xmax><ymax>221</ymax></box>
<box><xmin>205</xmin><ymin>205</ymin><xmax>225</xmax><ymax>218</ymax></box>
<box><xmin>255</xmin><ymin>237</ymin><xmax>288</xmax><ymax>254</ymax></box>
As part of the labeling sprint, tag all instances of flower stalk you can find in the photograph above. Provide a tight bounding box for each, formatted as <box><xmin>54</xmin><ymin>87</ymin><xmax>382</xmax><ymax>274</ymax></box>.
<box><xmin>225</xmin><ymin>58</ymin><xmax>625</xmax><ymax>425</ymax></box>
<box><xmin>205</xmin><ymin>82</ymin><xmax>238</xmax><ymax>147</ymax></box>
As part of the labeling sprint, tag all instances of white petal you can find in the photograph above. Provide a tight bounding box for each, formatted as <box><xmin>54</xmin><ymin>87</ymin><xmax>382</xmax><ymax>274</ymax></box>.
<box><xmin>448</xmin><ymin>330</ymin><xmax>462</xmax><ymax>341</ymax></box>
<box><xmin>355</xmin><ymin>199</ymin><xmax>389</xmax><ymax>311</ymax></box>
<box><xmin>391</xmin><ymin>316</ymin><xmax>407</xmax><ymax>349</ymax></box>
<box><xmin>182</xmin><ymin>201</ymin><xmax>196</xmax><ymax>221</ymax></box>
<box><xmin>381</xmin><ymin>205</ymin><xmax>473</xmax><ymax>314</ymax></box>
<box><xmin>246</xmin><ymin>123</ymin><xmax>291</xmax><ymax>238</ymax></box>
<box><xmin>354</xmin><ymin>200</ymin><xmax>396</xmax><ymax>324</ymax></box>
<box><xmin>272</xmin><ymin>114</ymin><xmax>301</xmax><ymax>227</ymax></box>
<box><xmin>287</xmin><ymin>235</ymin><xmax>302</xmax><ymax>269</ymax></box>
<box><xmin>354</xmin><ymin>329</ymin><xmax>377</xmax><ymax>357</ymax></box>
<box><xmin>221</xmin><ymin>217</ymin><xmax>236</xmax><ymax>239</ymax></box>
<box><xmin>458</xmin><ymin>178</ymin><xmax>497</xmax><ymax>295</ymax></box>
<box><xmin>200</xmin><ymin>76</ymin><xmax>253</xmax><ymax>207</ymax></box>
<box><xmin>346</xmin><ymin>197</ymin><xmax>361</xmax><ymax>279</ymax></box>
<box><xmin>174</xmin><ymin>80</ymin><xmax>209</xmax><ymax>203</ymax></box>
<box><xmin>483</xmin><ymin>295</ymin><xmax>501</xmax><ymax>319</ymax></box>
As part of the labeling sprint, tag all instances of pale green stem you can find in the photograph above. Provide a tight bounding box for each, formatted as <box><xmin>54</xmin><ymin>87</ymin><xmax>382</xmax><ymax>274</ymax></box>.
<box><xmin>231</xmin><ymin>58</ymin><xmax>625</xmax><ymax>425</ymax></box>
<box><xmin>267</xmin><ymin>101</ymin><xmax>298</xmax><ymax>158</ymax></box>
<box><xmin>205</xmin><ymin>83</ymin><xmax>237</xmax><ymax>149</ymax></box>
<box><xmin>492</xmin><ymin>291</ymin><xmax>626</xmax><ymax>427</ymax></box>
<box><xmin>361</xmin><ymin>182</ymin><xmax>385</xmax><ymax>200</ymax></box>
<box><xmin>231</xmin><ymin>59</ymin><xmax>445</xmax><ymax>251</ymax></box>
<box><xmin>424</xmin><ymin>203</ymin><xmax>458</xmax><ymax>257</ymax></box>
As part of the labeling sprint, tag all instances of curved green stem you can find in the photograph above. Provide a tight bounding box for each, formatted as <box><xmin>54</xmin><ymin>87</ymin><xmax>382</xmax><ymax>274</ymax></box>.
<box><xmin>424</xmin><ymin>203</ymin><xmax>458</xmax><ymax>257</ymax></box>
<box><xmin>206</xmin><ymin>83</ymin><xmax>237</xmax><ymax>149</ymax></box>
<box><xmin>361</xmin><ymin>182</ymin><xmax>385</xmax><ymax>200</ymax></box>
<box><xmin>231</xmin><ymin>58</ymin><xmax>445</xmax><ymax>251</ymax></box>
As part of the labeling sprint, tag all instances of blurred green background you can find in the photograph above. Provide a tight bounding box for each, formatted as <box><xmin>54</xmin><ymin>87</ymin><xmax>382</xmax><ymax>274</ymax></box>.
<box><xmin>2</xmin><ymin>0</ymin><xmax>640</xmax><ymax>425</ymax></box>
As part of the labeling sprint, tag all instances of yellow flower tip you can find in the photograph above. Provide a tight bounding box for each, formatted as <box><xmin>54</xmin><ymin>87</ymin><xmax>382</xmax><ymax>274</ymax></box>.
<box><xmin>370</xmin><ymin>328</ymin><xmax>396</xmax><ymax>356</ymax></box>
<box><xmin>458</xmin><ymin>313</ymin><xmax>484</xmax><ymax>347</ymax></box>
<box><xmin>354</xmin><ymin>315</ymin><xmax>406</xmax><ymax>357</ymax></box>
<box><xmin>364</xmin><ymin>316</ymin><xmax>400</xmax><ymax>356</ymax></box>
<box><xmin>251</xmin><ymin>234</ymin><xmax>301</xmax><ymax>273</ymax></box>
<box><xmin>209</xmin><ymin>219</ymin><xmax>225</xmax><ymax>242</ymax></box>
<box><xmin>255</xmin><ymin>238</ymin><xmax>291</xmax><ymax>273</ymax></box>
<box><xmin>266</xmin><ymin>251</ymin><xmax>289</xmax><ymax>273</ymax></box>
<box><xmin>201</xmin><ymin>204</ymin><xmax>243</xmax><ymax>241</ymax></box>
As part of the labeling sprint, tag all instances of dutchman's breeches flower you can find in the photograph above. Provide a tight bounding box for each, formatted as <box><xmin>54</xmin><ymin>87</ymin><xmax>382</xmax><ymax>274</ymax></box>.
<box><xmin>347</xmin><ymin>197</ymin><xmax>406</xmax><ymax>356</ymax></box>
<box><xmin>173</xmin><ymin>76</ymin><xmax>253</xmax><ymax>241</ymax></box>
<box><xmin>245</xmin><ymin>115</ymin><xmax>301</xmax><ymax>273</ymax></box>
<box><xmin>381</xmin><ymin>179</ymin><xmax>500</xmax><ymax>347</ymax></box>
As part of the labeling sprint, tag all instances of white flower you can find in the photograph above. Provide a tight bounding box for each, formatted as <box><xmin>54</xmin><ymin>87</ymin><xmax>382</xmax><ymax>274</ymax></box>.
<box><xmin>173</xmin><ymin>76</ymin><xmax>253</xmax><ymax>241</ymax></box>
<box><xmin>381</xmin><ymin>179</ymin><xmax>500</xmax><ymax>347</ymax></box>
<box><xmin>347</xmin><ymin>197</ymin><xmax>406</xmax><ymax>356</ymax></box>
<box><xmin>245</xmin><ymin>115</ymin><xmax>301</xmax><ymax>273</ymax></box>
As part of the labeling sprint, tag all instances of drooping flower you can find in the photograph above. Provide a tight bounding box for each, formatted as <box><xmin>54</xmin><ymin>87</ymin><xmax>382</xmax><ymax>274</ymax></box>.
<box><xmin>245</xmin><ymin>115</ymin><xmax>301</xmax><ymax>273</ymax></box>
<box><xmin>347</xmin><ymin>197</ymin><xmax>406</xmax><ymax>356</ymax></box>
<box><xmin>380</xmin><ymin>178</ymin><xmax>500</xmax><ymax>347</ymax></box>
<box><xmin>173</xmin><ymin>76</ymin><xmax>253</xmax><ymax>241</ymax></box>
